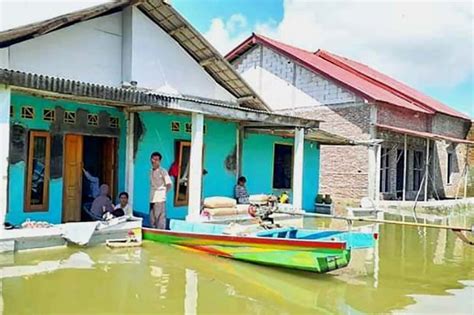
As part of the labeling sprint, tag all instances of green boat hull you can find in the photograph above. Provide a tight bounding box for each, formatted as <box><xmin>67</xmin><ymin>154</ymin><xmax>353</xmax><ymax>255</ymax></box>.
<box><xmin>143</xmin><ymin>228</ymin><xmax>351</xmax><ymax>273</ymax></box>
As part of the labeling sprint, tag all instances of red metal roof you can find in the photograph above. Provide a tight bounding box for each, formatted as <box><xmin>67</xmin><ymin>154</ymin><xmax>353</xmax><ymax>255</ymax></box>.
<box><xmin>226</xmin><ymin>34</ymin><xmax>470</xmax><ymax>120</ymax></box>
<box><xmin>376</xmin><ymin>123</ymin><xmax>474</xmax><ymax>145</ymax></box>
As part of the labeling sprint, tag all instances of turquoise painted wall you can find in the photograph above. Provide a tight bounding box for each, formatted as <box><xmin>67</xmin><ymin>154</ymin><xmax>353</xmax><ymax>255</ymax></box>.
<box><xmin>241</xmin><ymin>133</ymin><xmax>320</xmax><ymax>211</ymax></box>
<box><xmin>303</xmin><ymin>141</ymin><xmax>320</xmax><ymax>211</ymax></box>
<box><xmin>133</xmin><ymin>119</ymin><xmax>320</xmax><ymax>225</ymax></box>
<box><xmin>6</xmin><ymin>92</ymin><xmax>320</xmax><ymax>226</ymax></box>
<box><xmin>7</xmin><ymin>93</ymin><xmax>126</xmax><ymax>225</ymax></box>
<box><xmin>132</xmin><ymin>113</ymin><xmax>238</xmax><ymax>222</ymax></box>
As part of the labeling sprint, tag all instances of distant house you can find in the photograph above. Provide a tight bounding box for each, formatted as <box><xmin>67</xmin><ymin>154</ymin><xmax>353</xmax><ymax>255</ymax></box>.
<box><xmin>227</xmin><ymin>34</ymin><xmax>473</xmax><ymax>201</ymax></box>
<box><xmin>0</xmin><ymin>1</ymin><xmax>345</xmax><ymax>226</ymax></box>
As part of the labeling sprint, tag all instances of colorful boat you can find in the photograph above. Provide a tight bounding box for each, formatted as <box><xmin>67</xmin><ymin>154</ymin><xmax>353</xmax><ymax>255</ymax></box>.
<box><xmin>143</xmin><ymin>220</ymin><xmax>377</xmax><ymax>273</ymax></box>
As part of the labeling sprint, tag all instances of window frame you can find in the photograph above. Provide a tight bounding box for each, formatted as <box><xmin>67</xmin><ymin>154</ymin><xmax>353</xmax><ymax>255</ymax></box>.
<box><xmin>174</xmin><ymin>140</ymin><xmax>192</xmax><ymax>207</ymax></box>
<box><xmin>25</xmin><ymin>131</ymin><xmax>51</xmax><ymax>212</ymax></box>
<box><xmin>272</xmin><ymin>143</ymin><xmax>294</xmax><ymax>190</ymax></box>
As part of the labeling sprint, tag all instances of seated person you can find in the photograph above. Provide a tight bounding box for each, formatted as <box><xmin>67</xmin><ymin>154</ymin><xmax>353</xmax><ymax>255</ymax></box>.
<box><xmin>114</xmin><ymin>192</ymin><xmax>131</xmax><ymax>217</ymax></box>
<box><xmin>90</xmin><ymin>184</ymin><xmax>115</xmax><ymax>219</ymax></box>
<box><xmin>234</xmin><ymin>176</ymin><xmax>250</xmax><ymax>204</ymax></box>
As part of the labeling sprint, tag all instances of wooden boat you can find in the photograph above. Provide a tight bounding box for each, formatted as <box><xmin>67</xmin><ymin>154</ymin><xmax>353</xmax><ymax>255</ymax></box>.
<box><xmin>143</xmin><ymin>220</ymin><xmax>377</xmax><ymax>273</ymax></box>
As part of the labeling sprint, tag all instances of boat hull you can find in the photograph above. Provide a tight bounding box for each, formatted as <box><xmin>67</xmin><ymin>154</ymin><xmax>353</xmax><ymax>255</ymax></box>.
<box><xmin>143</xmin><ymin>228</ymin><xmax>351</xmax><ymax>273</ymax></box>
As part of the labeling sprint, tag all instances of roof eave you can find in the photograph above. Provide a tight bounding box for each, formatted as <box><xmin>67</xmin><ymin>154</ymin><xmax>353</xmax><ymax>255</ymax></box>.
<box><xmin>0</xmin><ymin>68</ymin><xmax>319</xmax><ymax>128</ymax></box>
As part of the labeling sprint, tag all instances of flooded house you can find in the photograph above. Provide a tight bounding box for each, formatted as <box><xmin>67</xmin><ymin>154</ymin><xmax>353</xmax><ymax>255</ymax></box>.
<box><xmin>0</xmin><ymin>1</ymin><xmax>343</xmax><ymax>228</ymax></box>
<box><xmin>227</xmin><ymin>34</ymin><xmax>474</xmax><ymax>202</ymax></box>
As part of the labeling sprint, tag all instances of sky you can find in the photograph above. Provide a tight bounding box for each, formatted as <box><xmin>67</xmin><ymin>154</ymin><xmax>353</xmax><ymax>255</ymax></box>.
<box><xmin>1</xmin><ymin>0</ymin><xmax>472</xmax><ymax>117</ymax></box>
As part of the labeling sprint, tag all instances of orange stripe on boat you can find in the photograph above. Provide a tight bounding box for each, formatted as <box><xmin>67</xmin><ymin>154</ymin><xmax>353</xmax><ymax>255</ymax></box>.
<box><xmin>143</xmin><ymin>228</ymin><xmax>346</xmax><ymax>250</ymax></box>
<box><xmin>187</xmin><ymin>245</ymin><xmax>233</xmax><ymax>257</ymax></box>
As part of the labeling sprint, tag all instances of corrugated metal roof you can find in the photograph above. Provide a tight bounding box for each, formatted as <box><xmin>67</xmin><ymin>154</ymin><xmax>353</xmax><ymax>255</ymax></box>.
<box><xmin>227</xmin><ymin>34</ymin><xmax>470</xmax><ymax>120</ymax></box>
<box><xmin>0</xmin><ymin>0</ymin><xmax>269</xmax><ymax>111</ymax></box>
<box><xmin>315</xmin><ymin>50</ymin><xmax>470</xmax><ymax>120</ymax></box>
<box><xmin>0</xmin><ymin>68</ymin><xmax>320</xmax><ymax>128</ymax></box>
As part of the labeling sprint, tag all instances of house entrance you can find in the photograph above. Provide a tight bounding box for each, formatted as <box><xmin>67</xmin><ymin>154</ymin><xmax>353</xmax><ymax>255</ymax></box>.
<box><xmin>62</xmin><ymin>134</ymin><xmax>117</xmax><ymax>222</ymax></box>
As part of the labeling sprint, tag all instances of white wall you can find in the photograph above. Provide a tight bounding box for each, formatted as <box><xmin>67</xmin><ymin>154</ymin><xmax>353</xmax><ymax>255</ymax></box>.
<box><xmin>129</xmin><ymin>8</ymin><xmax>235</xmax><ymax>101</ymax></box>
<box><xmin>8</xmin><ymin>12</ymin><xmax>123</xmax><ymax>87</ymax></box>
<box><xmin>233</xmin><ymin>44</ymin><xmax>359</xmax><ymax>111</ymax></box>
<box><xmin>6</xmin><ymin>8</ymin><xmax>236</xmax><ymax>103</ymax></box>
<box><xmin>0</xmin><ymin>48</ymin><xmax>8</xmax><ymax>68</ymax></box>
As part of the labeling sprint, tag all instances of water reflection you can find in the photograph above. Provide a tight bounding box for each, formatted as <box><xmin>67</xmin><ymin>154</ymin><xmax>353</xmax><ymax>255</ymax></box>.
<box><xmin>0</xmin><ymin>251</ymin><xmax>94</xmax><ymax>279</ymax></box>
<box><xmin>0</xmin><ymin>215</ymin><xmax>472</xmax><ymax>314</ymax></box>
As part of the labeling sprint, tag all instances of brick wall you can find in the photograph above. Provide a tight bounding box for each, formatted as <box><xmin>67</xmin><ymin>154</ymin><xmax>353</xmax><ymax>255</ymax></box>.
<box><xmin>234</xmin><ymin>45</ymin><xmax>260</xmax><ymax>74</ymax></box>
<box><xmin>232</xmin><ymin>45</ymin><xmax>370</xmax><ymax>200</ymax></box>
<box><xmin>293</xmin><ymin>60</ymin><xmax>358</xmax><ymax>106</ymax></box>
<box><xmin>432</xmin><ymin>113</ymin><xmax>471</xmax><ymax>138</ymax></box>
<box><xmin>298</xmin><ymin>103</ymin><xmax>371</xmax><ymax>199</ymax></box>
<box><xmin>233</xmin><ymin>44</ymin><xmax>360</xmax><ymax>111</ymax></box>
<box><xmin>434</xmin><ymin>141</ymin><xmax>468</xmax><ymax>198</ymax></box>
<box><xmin>468</xmin><ymin>122</ymin><xmax>474</xmax><ymax>166</ymax></box>
<box><xmin>377</xmin><ymin>103</ymin><xmax>430</xmax><ymax>132</ymax></box>
<box><xmin>231</xmin><ymin>43</ymin><xmax>472</xmax><ymax>201</ymax></box>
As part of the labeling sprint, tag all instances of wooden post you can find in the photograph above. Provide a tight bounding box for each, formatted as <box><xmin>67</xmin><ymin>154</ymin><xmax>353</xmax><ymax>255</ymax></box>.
<box><xmin>375</xmin><ymin>144</ymin><xmax>382</xmax><ymax>204</ymax></box>
<box><xmin>187</xmin><ymin>113</ymin><xmax>204</xmax><ymax>221</ymax></box>
<box><xmin>293</xmin><ymin>127</ymin><xmax>305</xmax><ymax>210</ymax></box>
<box><xmin>424</xmin><ymin>138</ymin><xmax>430</xmax><ymax>201</ymax></box>
<box><xmin>236</xmin><ymin>124</ymin><xmax>243</xmax><ymax>178</ymax></box>
<box><xmin>125</xmin><ymin>111</ymin><xmax>135</xmax><ymax>209</ymax></box>
<box><xmin>403</xmin><ymin>134</ymin><xmax>407</xmax><ymax>201</ymax></box>
<box><xmin>0</xmin><ymin>85</ymin><xmax>10</xmax><ymax>227</ymax></box>
<box><xmin>463</xmin><ymin>160</ymin><xmax>468</xmax><ymax>199</ymax></box>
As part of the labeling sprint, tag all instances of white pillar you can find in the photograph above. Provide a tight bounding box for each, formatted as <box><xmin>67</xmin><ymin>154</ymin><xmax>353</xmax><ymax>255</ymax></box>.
<box><xmin>125</xmin><ymin>111</ymin><xmax>135</xmax><ymax>209</ymax></box>
<box><xmin>0</xmin><ymin>85</ymin><xmax>11</xmax><ymax>227</ymax></box>
<box><xmin>292</xmin><ymin>127</ymin><xmax>304</xmax><ymax>210</ymax></box>
<box><xmin>402</xmin><ymin>134</ymin><xmax>407</xmax><ymax>201</ymax></box>
<box><xmin>186</xmin><ymin>113</ymin><xmax>204</xmax><ymax>221</ymax></box>
<box><xmin>424</xmin><ymin>138</ymin><xmax>430</xmax><ymax>201</ymax></box>
<box><xmin>368</xmin><ymin>104</ymin><xmax>379</xmax><ymax>202</ymax></box>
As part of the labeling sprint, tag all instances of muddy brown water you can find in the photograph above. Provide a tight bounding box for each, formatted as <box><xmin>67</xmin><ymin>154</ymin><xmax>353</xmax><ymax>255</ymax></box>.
<box><xmin>1</xmin><ymin>217</ymin><xmax>473</xmax><ymax>314</ymax></box>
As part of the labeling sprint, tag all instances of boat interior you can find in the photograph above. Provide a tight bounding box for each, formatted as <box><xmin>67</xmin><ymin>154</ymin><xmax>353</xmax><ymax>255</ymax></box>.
<box><xmin>169</xmin><ymin>220</ymin><xmax>376</xmax><ymax>249</ymax></box>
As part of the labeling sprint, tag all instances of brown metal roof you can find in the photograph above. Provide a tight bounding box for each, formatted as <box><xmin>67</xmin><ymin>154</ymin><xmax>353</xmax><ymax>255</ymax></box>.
<box><xmin>0</xmin><ymin>0</ymin><xmax>269</xmax><ymax>111</ymax></box>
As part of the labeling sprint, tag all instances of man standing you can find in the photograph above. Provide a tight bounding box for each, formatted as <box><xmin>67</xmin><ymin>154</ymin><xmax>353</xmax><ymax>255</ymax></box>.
<box><xmin>149</xmin><ymin>152</ymin><xmax>172</xmax><ymax>229</ymax></box>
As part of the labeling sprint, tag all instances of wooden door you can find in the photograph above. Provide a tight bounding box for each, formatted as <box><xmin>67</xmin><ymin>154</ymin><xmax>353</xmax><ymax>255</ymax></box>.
<box><xmin>63</xmin><ymin>134</ymin><xmax>83</xmax><ymax>222</ymax></box>
<box><xmin>102</xmin><ymin>137</ymin><xmax>117</xmax><ymax>200</ymax></box>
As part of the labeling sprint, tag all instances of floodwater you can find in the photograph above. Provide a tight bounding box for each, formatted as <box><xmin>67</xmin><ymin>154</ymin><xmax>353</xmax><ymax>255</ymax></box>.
<box><xmin>0</xmin><ymin>217</ymin><xmax>473</xmax><ymax>315</ymax></box>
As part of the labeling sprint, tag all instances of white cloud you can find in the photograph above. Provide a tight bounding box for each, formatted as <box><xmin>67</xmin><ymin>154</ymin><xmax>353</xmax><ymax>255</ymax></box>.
<box><xmin>203</xmin><ymin>13</ymin><xmax>250</xmax><ymax>54</ymax></box>
<box><xmin>204</xmin><ymin>0</ymin><xmax>474</xmax><ymax>88</ymax></box>
<box><xmin>226</xmin><ymin>13</ymin><xmax>247</xmax><ymax>33</ymax></box>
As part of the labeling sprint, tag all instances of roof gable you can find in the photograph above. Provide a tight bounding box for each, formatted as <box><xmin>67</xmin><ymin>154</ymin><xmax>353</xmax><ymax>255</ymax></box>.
<box><xmin>0</xmin><ymin>0</ymin><xmax>268</xmax><ymax>111</ymax></box>
<box><xmin>227</xmin><ymin>34</ymin><xmax>469</xmax><ymax>119</ymax></box>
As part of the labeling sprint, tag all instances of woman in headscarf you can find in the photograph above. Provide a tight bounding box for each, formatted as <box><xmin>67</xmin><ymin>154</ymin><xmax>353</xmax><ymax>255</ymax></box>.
<box><xmin>90</xmin><ymin>184</ymin><xmax>114</xmax><ymax>219</ymax></box>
